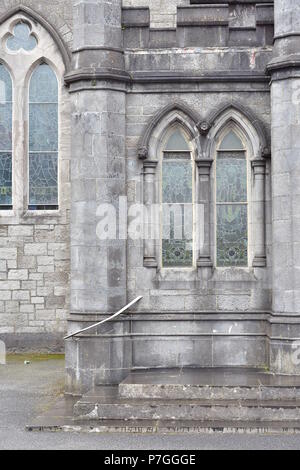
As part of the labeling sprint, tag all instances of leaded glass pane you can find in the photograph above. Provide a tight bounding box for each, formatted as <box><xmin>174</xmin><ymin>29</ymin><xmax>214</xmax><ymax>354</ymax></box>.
<box><xmin>165</xmin><ymin>131</ymin><xmax>190</xmax><ymax>151</ymax></box>
<box><xmin>216</xmin><ymin>153</ymin><xmax>247</xmax><ymax>203</ymax></box>
<box><xmin>217</xmin><ymin>204</ymin><xmax>248</xmax><ymax>267</ymax></box>
<box><xmin>29</xmin><ymin>104</ymin><xmax>58</xmax><ymax>151</ymax></box>
<box><xmin>0</xmin><ymin>65</ymin><xmax>12</xmax><ymax>102</ymax></box>
<box><xmin>219</xmin><ymin>131</ymin><xmax>244</xmax><ymax>150</ymax></box>
<box><xmin>29</xmin><ymin>65</ymin><xmax>58</xmax><ymax>207</ymax></box>
<box><xmin>0</xmin><ymin>103</ymin><xmax>12</xmax><ymax>151</ymax></box>
<box><xmin>162</xmin><ymin>205</ymin><xmax>193</xmax><ymax>267</ymax></box>
<box><xmin>162</xmin><ymin>239</ymin><xmax>193</xmax><ymax>267</ymax></box>
<box><xmin>0</xmin><ymin>153</ymin><xmax>12</xmax><ymax>205</ymax></box>
<box><xmin>29</xmin><ymin>153</ymin><xmax>58</xmax><ymax>205</ymax></box>
<box><xmin>162</xmin><ymin>160</ymin><xmax>192</xmax><ymax>204</ymax></box>
<box><xmin>29</xmin><ymin>64</ymin><xmax>58</xmax><ymax>103</ymax></box>
<box><xmin>162</xmin><ymin>204</ymin><xmax>193</xmax><ymax>240</ymax></box>
<box><xmin>162</xmin><ymin>129</ymin><xmax>193</xmax><ymax>267</ymax></box>
<box><xmin>0</xmin><ymin>65</ymin><xmax>12</xmax><ymax>207</ymax></box>
<box><xmin>7</xmin><ymin>23</ymin><xmax>37</xmax><ymax>52</ymax></box>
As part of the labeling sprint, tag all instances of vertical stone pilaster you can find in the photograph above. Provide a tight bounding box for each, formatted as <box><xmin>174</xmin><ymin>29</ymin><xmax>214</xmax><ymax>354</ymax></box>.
<box><xmin>252</xmin><ymin>160</ymin><xmax>267</xmax><ymax>268</ymax></box>
<box><xmin>267</xmin><ymin>0</ymin><xmax>300</xmax><ymax>374</ymax></box>
<box><xmin>66</xmin><ymin>0</ymin><xmax>130</xmax><ymax>394</ymax></box>
<box><xmin>196</xmin><ymin>159</ymin><xmax>213</xmax><ymax>269</ymax></box>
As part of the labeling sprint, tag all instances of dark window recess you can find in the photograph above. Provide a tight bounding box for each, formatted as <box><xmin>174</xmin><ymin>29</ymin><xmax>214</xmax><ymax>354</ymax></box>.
<box><xmin>28</xmin><ymin>205</ymin><xmax>59</xmax><ymax>211</ymax></box>
<box><xmin>0</xmin><ymin>205</ymin><xmax>13</xmax><ymax>210</ymax></box>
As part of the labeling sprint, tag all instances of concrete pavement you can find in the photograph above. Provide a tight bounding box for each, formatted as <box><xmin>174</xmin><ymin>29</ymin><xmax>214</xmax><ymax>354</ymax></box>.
<box><xmin>1</xmin><ymin>355</ymin><xmax>300</xmax><ymax>450</ymax></box>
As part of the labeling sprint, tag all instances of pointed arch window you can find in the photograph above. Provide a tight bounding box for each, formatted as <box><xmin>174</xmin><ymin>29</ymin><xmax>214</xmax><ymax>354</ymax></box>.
<box><xmin>161</xmin><ymin>129</ymin><xmax>194</xmax><ymax>267</ymax></box>
<box><xmin>216</xmin><ymin>130</ymin><xmax>248</xmax><ymax>267</ymax></box>
<box><xmin>0</xmin><ymin>64</ymin><xmax>12</xmax><ymax>209</ymax></box>
<box><xmin>29</xmin><ymin>64</ymin><xmax>58</xmax><ymax>210</ymax></box>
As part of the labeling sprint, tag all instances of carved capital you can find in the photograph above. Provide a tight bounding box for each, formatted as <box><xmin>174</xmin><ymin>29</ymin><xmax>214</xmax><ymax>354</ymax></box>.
<box><xmin>195</xmin><ymin>158</ymin><xmax>213</xmax><ymax>176</ymax></box>
<box><xmin>251</xmin><ymin>159</ymin><xmax>267</xmax><ymax>175</ymax></box>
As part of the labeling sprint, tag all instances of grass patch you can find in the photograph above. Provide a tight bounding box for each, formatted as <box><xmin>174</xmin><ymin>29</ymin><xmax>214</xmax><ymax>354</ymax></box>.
<box><xmin>6</xmin><ymin>353</ymin><xmax>65</xmax><ymax>363</ymax></box>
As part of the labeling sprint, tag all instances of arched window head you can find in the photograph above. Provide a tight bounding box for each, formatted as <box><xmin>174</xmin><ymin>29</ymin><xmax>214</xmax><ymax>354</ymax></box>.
<box><xmin>29</xmin><ymin>63</ymin><xmax>58</xmax><ymax>210</ymax></box>
<box><xmin>216</xmin><ymin>129</ymin><xmax>248</xmax><ymax>267</ymax></box>
<box><xmin>0</xmin><ymin>64</ymin><xmax>12</xmax><ymax>209</ymax></box>
<box><xmin>161</xmin><ymin>128</ymin><xmax>194</xmax><ymax>267</ymax></box>
<box><xmin>165</xmin><ymin>130</ymin><xmax>190</xmax><ymax>151</ymax></box>
<box><xmin>218</xmin><ymin>130</ymin><xmax>244</xmax><ymax>151</ymax></box>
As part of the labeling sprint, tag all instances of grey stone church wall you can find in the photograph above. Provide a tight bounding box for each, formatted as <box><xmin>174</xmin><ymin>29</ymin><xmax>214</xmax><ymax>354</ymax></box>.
<box><xmin>1</xmin><ymin>0</ymin><xmax>300</xmax><ymax>392</ymax></box>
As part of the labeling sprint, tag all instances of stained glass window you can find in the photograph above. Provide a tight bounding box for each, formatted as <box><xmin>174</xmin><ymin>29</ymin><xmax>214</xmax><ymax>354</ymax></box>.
<box><xmin>29</xmin><ymin>64</ymin><xmax>58</xmax><ymax>209</ymax></box>
<box><xmin>216</xmin><ymin>131</ymin><xmax>248</xmax><ymax>267</ymax></box>
<box><xmin>0</xmin><ymin>64</ymin><xmax>12</xmax><ymax>208</ymax></box>
<box><xmin>162</xmin><ymin>130</ymin><xmax>193</xmax><ymax>267</ymax></box>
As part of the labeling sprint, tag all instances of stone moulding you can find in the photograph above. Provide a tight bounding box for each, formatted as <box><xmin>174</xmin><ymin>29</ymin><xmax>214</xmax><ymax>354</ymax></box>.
<box><xmin>0</xmin><ymin>5</ymin><xmax>71</xmax><ymax>72</ymax></box>
<box><xmin>267</xmin><ymin>54</ymin><xmax>300</xmax><ymax>75</ymax></box>
<box><xmin>64</xmin><ymin>69</ymin><xmax>131</xmax><ymax>86</ymax></box>
<box><xmin>65</xmin><ymin>71</ymin><xmax>269</xmax><ymax>87</ymax></box>
<box><xmin>138</xmin><ymin>101</ymin><xmax>201</xmax><ymax>160</ymax></box>
<box><xmin>190</xmin><ymin>0</ymin><xmax>273</xmax><ymax>4</ymax></box>
<box><xmin>205</xmin><ymin>100</ymin><xmax>270</xmax><ymax>155</ymax></box>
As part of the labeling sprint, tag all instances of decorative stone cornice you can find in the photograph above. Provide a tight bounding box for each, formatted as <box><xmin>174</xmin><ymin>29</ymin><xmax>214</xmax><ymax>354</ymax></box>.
<box><xmin>64</xmin><ymin>68</ymin><xmax>131</xmax><ymax>86</ymax></box>
<box><xmin>267</xmin><ymin>54</ymin><xmax>300</xmax><ymax>75</ymax></box>
<box><xmin>65</xmin><ymin>70</ymin><xmax>269</xmax><ymax>87</ymax></box>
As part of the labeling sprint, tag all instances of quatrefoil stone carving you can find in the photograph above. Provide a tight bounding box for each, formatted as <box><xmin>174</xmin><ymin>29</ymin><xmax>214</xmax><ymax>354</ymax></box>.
<box><xmin>7</xmin><ymin>22</ymin><xmax>37</xmax><ymax>52</ymax></box>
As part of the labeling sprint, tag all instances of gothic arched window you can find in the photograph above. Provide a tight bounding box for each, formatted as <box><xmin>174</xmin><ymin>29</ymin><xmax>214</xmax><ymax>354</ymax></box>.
<box><xmin>0</xmin><ymin>13</ymin><xmax>67</xmax><ymax>214</ymax></box>
<box><xmin>216</xmin><ymin>130</ymin><xmax>248</xmax><ymax>267</ymax></box>
<box><xmin>161</xmin><ymin>128</ymin><xmax>194</xmax><ymax>267</ymax></box>
<box><xmin>29</xmin><ymin>64</ymin><xmax>58</xmax><ymax>209</ymax></box>
<box><xmin>0</xmin><ymin>64</ymin><xmax>12</xmax><ymax>209</ymax></box>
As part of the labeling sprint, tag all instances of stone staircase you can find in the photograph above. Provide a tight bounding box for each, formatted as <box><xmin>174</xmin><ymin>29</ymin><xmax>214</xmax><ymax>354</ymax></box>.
<box><xmin>73</xmin><ymin>368</ymin><xmax>300</xmax><ymax>432</ymax></box>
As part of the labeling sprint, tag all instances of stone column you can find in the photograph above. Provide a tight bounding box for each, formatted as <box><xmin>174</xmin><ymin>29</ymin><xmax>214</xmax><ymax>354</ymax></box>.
<box><xmin>65</xmin><ymin>0</ymin><xmax>130</xmax><ymax>393</ymax></box>
<box><xmin>196</xmin><ymin>159</ymin><xmax>213</xmax><ymax>270</ymax></box>
<box><xmin>267</xmin><ymin>0</ymin><xmax>300</xmax><ymax>374</ymax></box>
<box><xmin>143</xmin><ymin>161</ymin><xmax>158</xmax><ymax>268</ymax></box>
<box><xmin>251</xmin><ymin>160</ymin><xmax>267</xmax><ymax>267</ymax></box>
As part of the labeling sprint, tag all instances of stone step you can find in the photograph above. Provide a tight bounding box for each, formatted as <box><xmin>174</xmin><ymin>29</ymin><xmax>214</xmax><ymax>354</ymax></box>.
<box><xmin>119</xmin><ymin>368</ymin><xmax>300</xmax><ymax>401</ymax></box>
<box><xmin>74</xmin><ymin>395</ymin><xmax>300</xmax><ymax>422</ymax></box>
<box><xmin>119</xmin><ymin>383</ymin><xmax>300</xmax><ymax>401</ymax></box>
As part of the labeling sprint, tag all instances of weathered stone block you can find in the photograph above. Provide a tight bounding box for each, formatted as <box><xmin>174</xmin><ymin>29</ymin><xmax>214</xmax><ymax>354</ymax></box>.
<box><xmin>24</xmin><ymin>244</ymin><xmax>47</xmax><ymax>256</ymax></box>
<box><xmin>8</xmin><ymin>270</ymin><xmax>28</xmax><ymax>281</ymax></box>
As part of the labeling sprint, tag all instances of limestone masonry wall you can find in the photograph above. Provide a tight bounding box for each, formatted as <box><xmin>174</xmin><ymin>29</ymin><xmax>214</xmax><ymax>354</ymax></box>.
<box><xmin>0</xmin><ymin>223</ymin><xmax>70</xmax><ymax>351</ymax></box>
<box><xmin>0</xmin><ymin>0</ymin><xmax>73</xmax><ymax>351</ymax></box>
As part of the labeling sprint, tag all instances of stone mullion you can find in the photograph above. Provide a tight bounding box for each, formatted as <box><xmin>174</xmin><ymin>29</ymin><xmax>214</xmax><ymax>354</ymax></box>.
<box><xmin>196</xmin><ymin>159</ymin><xmax>213</xmax><ymax>268</ymax></box>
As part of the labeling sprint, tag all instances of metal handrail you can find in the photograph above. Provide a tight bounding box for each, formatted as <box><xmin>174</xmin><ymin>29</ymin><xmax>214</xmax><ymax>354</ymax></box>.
<box><xmin>64</xmin><ymin>296</ymin><xmax>143</xmax><ymax>340</ymax></box>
